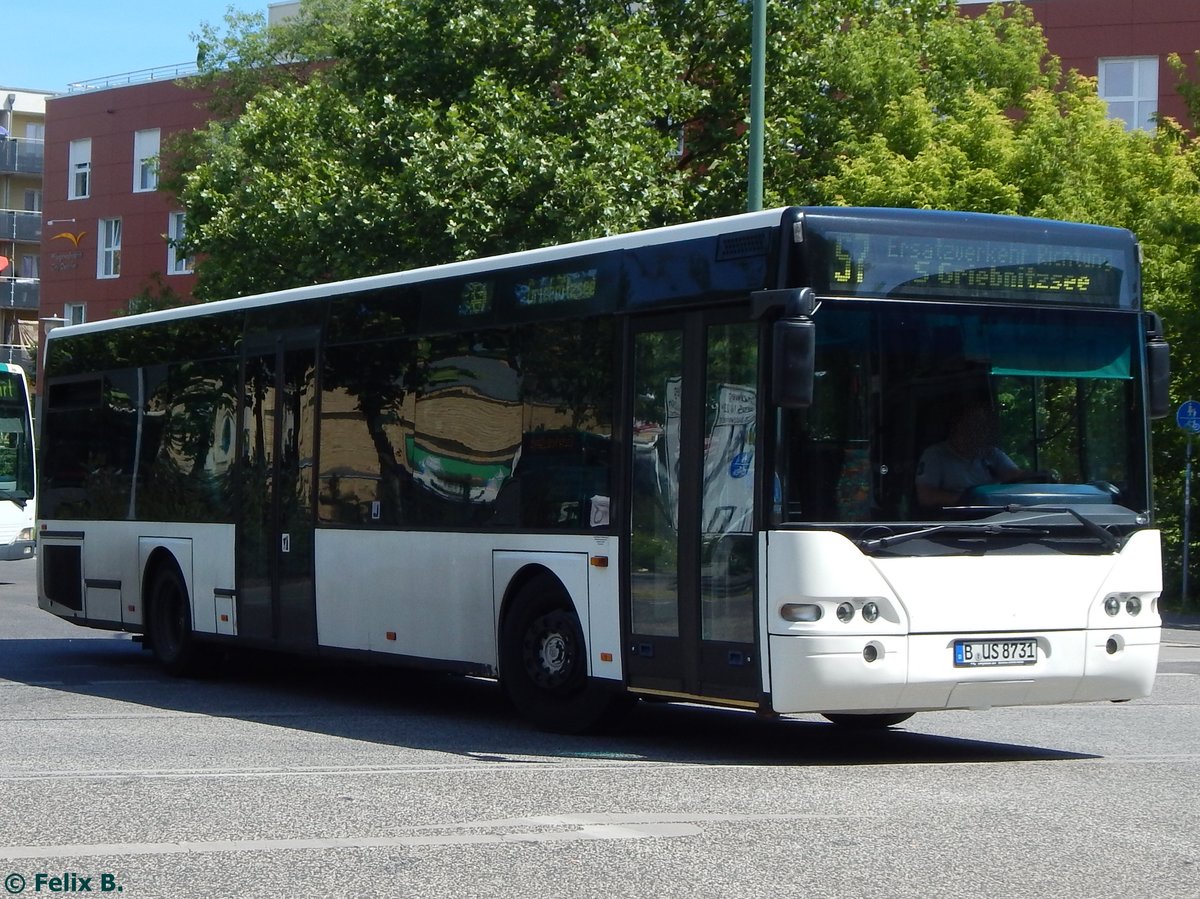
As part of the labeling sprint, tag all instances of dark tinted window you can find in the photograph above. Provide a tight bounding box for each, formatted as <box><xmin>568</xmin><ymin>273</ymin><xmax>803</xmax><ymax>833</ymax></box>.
<box><xmin>319</xmin><ymin>336</ymin><xmax>420</xmax><ymax>525</ymax></box>
<box><xmin>137</xmin><ymin>359</ymin><xmax>238</xmax><ymax>522</ymax></box>
<box><xmin>626</xmin><ymin>234</ymin><xmax>772</xmax><ymax>309</ymax></box>
<box><xmin>45</xmin><ymin>330</ymin><xmax>139</xmax><ymax>379</ymax></box>
<box><xmin>318</xmin><ymin>319</ymin><xmax>614</xmax><ymax>531</ymax></box>
<box><xmin>41</xmin><ymin>372</ymin><xmax>138</xmax><ymax>520</ymax></box>
<box><xmin>327</xmin><ymin>288</ymin><xmax>420</xmax><ymax>344</ymax></box>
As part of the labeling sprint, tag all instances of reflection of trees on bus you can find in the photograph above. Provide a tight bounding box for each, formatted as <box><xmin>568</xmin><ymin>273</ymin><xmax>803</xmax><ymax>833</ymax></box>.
<box><xmin>630</xmin><ymin>329</ymin><xmax>681</xmax><ymax>639</ymax></box>
<box><xmin>39</xmin><ymin>309</ymin><xmax>618</xmax><ymax>533</ymax></box>
<box><xmin>997</xmin><ymin>377</ymin><xmax>1130</xmax><ymax>487</ymax></box>
<box><xmin>41</xmin><ymin>319</ymin><xmax>241</xmax><ymax>523</ymax></box>
<box><xmin>630</xmin><ymin>322</ymin><xmax>759</xmax><ymax>644</ymax></box>
<box><xmin>318</xmin><ymin>317</ymin><xmax>614</xmax><ymax>529</ymax></box>
<box><xmin>141</xmin><ymin>362</ymin><xmax>238</xmax><ymax>521</ymax></box>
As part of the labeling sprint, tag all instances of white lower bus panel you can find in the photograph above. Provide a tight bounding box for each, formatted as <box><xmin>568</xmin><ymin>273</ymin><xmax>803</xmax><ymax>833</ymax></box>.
<box><xmin>313</xmin><ymin>529</ymin><xmax>623</xmax><ymax>680</ymax></box>
<box><xmin>767</xmin><ymin>626</ymin><xmax>1159</xmax><ymax>714</ymax></box>
<box><xmin>37</xmin><ymin>521</ymin><xmax>236</xmax><ymax>635</ymax></box>
<box><xmin>764</xmin><ymin>528</ymin><xmax>1163</xmax><ymax>715</ymax></box>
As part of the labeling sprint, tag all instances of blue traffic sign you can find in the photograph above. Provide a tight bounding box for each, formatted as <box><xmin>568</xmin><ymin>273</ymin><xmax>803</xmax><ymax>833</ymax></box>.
<box><xmin>1178</xmin><ymin>400</ymin><xmax>1200</xmax><ymax>433</ymax></box>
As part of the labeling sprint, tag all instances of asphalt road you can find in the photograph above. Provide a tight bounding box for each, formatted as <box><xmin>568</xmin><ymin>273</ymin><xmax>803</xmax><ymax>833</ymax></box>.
<box><xmin>1</xmin><ymin>557</ymin><xmax>1197</xmax><ymax>899</ymax></box>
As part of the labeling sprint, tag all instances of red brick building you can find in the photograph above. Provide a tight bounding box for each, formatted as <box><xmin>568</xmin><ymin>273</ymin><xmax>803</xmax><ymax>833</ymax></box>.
<box><xmin>961</xmin><ymin>0</ymin><xmax>1200</xmax><ymax>132</ymax></box>
<box><xmin>39</xmin><ymin>74</ymin><xmax>209</xmax><ymax>341</ymax></box>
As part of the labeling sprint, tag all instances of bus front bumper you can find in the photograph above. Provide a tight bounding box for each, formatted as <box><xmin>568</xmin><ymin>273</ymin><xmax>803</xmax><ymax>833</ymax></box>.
<box><xmin>767</xmin><ymin>628</ymin><xmax>1161</xmax><ymax>715</ymax></box>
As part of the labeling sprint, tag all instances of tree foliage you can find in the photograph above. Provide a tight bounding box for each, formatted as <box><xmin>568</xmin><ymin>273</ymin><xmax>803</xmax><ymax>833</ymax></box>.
<box><xmin>173</xmin><ymin>0</ymin><xmax>1200</xmax><ymax>602</ymax></box>
<box><xmin>178</xmin><ymin>0</ymin><xmax>705</xmax><ymax>300</ymax></box>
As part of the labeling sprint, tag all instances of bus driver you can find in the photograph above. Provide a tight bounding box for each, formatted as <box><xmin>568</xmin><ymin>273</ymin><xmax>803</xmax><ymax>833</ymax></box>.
<box><xmin>915</xmin><ymin>402</ymin><xmax>1027</xmax><ymax>508</ymax></box>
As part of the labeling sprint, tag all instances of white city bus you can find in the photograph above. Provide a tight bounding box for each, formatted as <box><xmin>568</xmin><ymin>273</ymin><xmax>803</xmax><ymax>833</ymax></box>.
<box><xmin>37</xmin><ymin>207</ymin><xmax>1169</xmax><ymax>732</ymax></box>
<box><xmin>0</xmin><ymin>363</ymin><xmax>36</xmax><ymax>560</ymax></box>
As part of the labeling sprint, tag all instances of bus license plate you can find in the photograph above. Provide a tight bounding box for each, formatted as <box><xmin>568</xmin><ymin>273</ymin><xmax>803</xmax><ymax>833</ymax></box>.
<box><xmin>953</xmin><ymin>638</ymin><xmax>1038</xmax><ymax>668</ymax></box>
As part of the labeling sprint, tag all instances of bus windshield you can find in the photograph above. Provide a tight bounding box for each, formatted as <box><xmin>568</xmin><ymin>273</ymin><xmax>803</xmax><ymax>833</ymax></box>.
<box><xmin>778</xmin><ymin>302</ymin><xmax>1149</xmax><ymax>527</ymax></box>
<box><xmin>0</xmin><ymin>368</ymin><xmax>34</xmax><ymax>506</ymax></box>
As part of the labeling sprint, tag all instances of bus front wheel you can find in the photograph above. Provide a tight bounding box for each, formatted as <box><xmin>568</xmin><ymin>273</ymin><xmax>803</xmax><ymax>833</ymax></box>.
<box><xmin>499</xmin><ymin>573</ymin><xmax>631</xmax><ymax>734</ymax></box>
<box><xmin>147</xmin><ymin>563</ymin><xmax>198</xmax><ymax>677</ymax></box>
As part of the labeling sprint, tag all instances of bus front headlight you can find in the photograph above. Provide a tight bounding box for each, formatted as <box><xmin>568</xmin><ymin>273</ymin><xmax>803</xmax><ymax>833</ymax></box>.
<box><xmin>781</xmin><ymin>603</ymin><xmax>823</xmax><ymax>623</ymax></box>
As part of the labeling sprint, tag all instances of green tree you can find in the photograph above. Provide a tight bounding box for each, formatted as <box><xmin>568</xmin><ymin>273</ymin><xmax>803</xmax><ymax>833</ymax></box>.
<box><xmin>176</xmin><ymin>0</ymin><xmax>717</xmax><ymax>300</ymax></box>
<box><xmin>189</xmin><ymin>0</ymin><xmax>352</xmax><ymax>114</ymax></box>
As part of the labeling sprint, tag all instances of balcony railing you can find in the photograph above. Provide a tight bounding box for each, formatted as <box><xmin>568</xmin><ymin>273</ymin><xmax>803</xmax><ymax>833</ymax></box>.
<box><xmin>0</xmin><ymin>139</ymin><xmax>44</xmax><ymax>176</ymax></box>
<box><xmin>0</xmin><ymin>279</ymin><xmax>39</xmax><ymax>310</ymax></box>
<box><xmin>0</xmin><ymin>210</ymin><xmax>41</xmax><ymax>243</ymax></box>
<box><xmin>67</xmin><ymin>63</ymin><xmax>198</xmax><ymax>94</ymax></box>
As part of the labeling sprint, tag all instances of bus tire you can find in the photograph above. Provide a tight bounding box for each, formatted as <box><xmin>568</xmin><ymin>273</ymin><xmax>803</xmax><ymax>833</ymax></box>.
<box><xmin>500</xmin><ymin>573</ymin><xmax>631</xmax><ymax>734</ymax></box>
<box><xmin>822</xmin><ymin>712</ymin><xmax>914</xmax><ymax>729</ymax></box>
<box><xmin>147</xmin><ymin>562</ymin><xmax>199</xmax><ymax>677</ymax></box>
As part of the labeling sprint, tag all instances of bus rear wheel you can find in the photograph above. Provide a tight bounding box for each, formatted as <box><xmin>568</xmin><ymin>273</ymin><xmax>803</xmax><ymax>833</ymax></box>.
<box><xmin>822</xmin><ymin>712</ymin><xmax>914</xmax><ymax>729</ymax></box>
<box><xmin>500</xmin><ymin>573</ymin><xmax>631</xmax><ymax>734</ymax></box>
<box><xmin>147</xmin><ymin>563</ymin><xmax>199</xmax><ymax>677</ymax></box>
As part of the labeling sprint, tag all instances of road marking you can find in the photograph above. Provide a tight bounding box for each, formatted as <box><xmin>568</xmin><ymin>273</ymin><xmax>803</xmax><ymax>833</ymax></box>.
<box><xmin>0</xmin><ymin>819</ymin><xmax>702</xmax><ymax>860</ymax></box>
<box><xmin>0</xmin><ymin>761</ymin><xmax>655</xmax><ymax>783</ymax></box>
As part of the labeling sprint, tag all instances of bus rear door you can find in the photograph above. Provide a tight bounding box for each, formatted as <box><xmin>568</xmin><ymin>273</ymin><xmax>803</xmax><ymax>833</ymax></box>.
<box><xmin>236</xmin><ymin>327</ymin><xmax>319</xmax><ymax>649</ymax></box>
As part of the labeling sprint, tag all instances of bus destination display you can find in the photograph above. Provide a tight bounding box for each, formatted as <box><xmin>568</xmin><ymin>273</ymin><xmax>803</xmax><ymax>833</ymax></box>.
<box><xmin>815</xmin><ymin>230</ymin><xmax>1127</xmax><ymax>305</ymax></box>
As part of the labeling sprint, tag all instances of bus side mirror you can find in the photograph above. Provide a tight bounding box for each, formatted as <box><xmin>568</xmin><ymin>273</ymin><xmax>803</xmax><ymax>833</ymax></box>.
<box><xmin>773</xmin><ymin>319</ymin><xmax>816</xmax><ymax>408</ymax></box>
<box><xmin>771</xmin><ymin>288</ymin><xmax>817</xmax><ymax>409</ymax></box>
<box><xmin>1146</xmin><ymin>312</ymin><xmax>1170</xmax><ymax>420</ymax></box>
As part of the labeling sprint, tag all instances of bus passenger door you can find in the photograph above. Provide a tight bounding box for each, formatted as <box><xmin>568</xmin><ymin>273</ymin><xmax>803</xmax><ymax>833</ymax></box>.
<box><xmin>626</xmin><ymin>313</ymin><xmax>761</xmax><ymax>705</ymax></box>
<box><xmin>236</xmin><ymin>330</ymin><xmax>319</xmax><ymax>649</ymax></box>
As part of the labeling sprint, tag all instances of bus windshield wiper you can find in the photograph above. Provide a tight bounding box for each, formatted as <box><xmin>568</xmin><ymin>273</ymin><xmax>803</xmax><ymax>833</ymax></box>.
<box><xmin>856</xmin><ymin>522</ymin><xmax>1050</xmax><ymax>552</ymax></box>
<box><xmin>947</xmin><ymin>504</ymin><xmax>1122</xmax><ymax>552</ymax></box>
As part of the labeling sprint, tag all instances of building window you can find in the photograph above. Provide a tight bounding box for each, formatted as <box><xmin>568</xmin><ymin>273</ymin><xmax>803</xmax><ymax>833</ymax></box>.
<box><xmin>167</xmin><ymin>212</ymin><xmax>193</xmax><ymax>275</ymax></box>
<box><xmin>98</xmin><ymin>218</ymin><xmax>121</xmax><ymax>279</ymax></box>
<box><xmin>65</xmin><ymin>304</ymin><xmax>86</xmax><ymax>326</ymax></box>
<box><xmin>133</xmin><ymin>129</ymin><xmax>160</xmax><ymax>192</ymax></box>
<box><xmin>20</xmin><ymin>255</ymin><xmax>38</xmax><ymax>279</ymax></box>
<box><xmin>23</xmin><ymin>189</ymin><xmax>41</xmax><ymax>213</ymax></box>
<box><xmin>68</xmin><ymin>138</ymin><xmax>91</xmax><ymax>200</ymax></box>
<box><xmin>1099</xmin><ymin>57</ymin><xmax>1158</xmax><ymax>132</ymax></box>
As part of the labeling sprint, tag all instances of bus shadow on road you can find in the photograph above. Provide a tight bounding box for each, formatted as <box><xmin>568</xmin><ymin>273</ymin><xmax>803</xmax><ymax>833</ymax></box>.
<box><xmin>0</xmin><ymin>636</ymin><xmax>1099</xmax><ymax>767</ymax></box>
